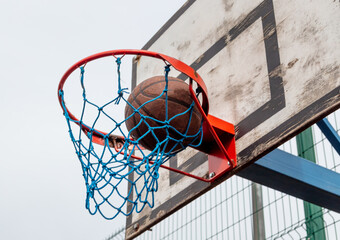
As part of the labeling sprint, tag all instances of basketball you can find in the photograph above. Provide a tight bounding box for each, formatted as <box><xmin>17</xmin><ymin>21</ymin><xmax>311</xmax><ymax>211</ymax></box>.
<box><xmin>124</xmin><ymin>76</ymin><xmax>202</xmax><ymax>153</ymax></box>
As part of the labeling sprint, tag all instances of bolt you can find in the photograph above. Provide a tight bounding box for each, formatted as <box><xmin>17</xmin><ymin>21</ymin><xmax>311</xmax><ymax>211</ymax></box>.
<box><xmin>133</xmin><ymin>223</ymin><xmax>139</xmax><ymax>231</ymax></box>
<box><xmin>209</xmin><ymin>172</ymin><xmax>215</xmax><ymax>178</ymax></box>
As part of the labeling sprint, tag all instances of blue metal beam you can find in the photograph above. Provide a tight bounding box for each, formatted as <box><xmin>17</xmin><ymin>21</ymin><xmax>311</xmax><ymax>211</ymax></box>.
<box><xmin>317</xmin><ymin>118</ymin><xmax>340</xmax><ymax>155</ymax></box>
<box><xmin>237</xmin><ymin>149</ymin><xmax>340</xmax><ymax>213</ymax></box>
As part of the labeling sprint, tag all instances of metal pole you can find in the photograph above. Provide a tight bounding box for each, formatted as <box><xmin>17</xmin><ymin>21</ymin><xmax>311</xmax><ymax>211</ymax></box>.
<box><xmin>252</xmin><ymin>182</ymin><xmax>266</xmax><ymax>240</ymax></box>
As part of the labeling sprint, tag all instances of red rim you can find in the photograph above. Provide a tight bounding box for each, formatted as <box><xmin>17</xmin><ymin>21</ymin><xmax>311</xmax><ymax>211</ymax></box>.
<box><xmin>58</xmin><ymin>49</ymin><xmax>210</xmax><ymax>145</ymax></box>
<box><xmin>58</xmin><ymin>49</ymin><xmax>209</xmax><ymax>117</ymax></box>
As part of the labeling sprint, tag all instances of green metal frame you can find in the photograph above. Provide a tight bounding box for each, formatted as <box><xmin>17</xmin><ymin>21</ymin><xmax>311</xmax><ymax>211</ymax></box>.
<box><xmin>296</xmin><ymin>127</ymin><xmax>326</xmax><ymax>240</ymax></box>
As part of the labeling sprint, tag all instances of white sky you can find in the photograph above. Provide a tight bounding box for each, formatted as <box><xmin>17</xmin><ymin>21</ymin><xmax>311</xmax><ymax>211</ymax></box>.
<box><xmin>0</xmin><ymin>1</ymin><xmax>185</xmax><ymax>239</ymax></box>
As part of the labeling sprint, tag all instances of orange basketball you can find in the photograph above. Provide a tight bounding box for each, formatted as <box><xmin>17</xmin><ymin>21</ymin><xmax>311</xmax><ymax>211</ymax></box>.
<box><xmin>124</xmin><ymin>76</ymin><xmax>202</xmax><ymax>153</ymax></box>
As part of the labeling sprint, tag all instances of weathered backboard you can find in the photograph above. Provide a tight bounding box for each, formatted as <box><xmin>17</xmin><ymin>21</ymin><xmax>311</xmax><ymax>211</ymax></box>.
<box><xmin>126</xmin><ymin>0</ymin><xmax>340</xmax><ymax>238</ymax></box>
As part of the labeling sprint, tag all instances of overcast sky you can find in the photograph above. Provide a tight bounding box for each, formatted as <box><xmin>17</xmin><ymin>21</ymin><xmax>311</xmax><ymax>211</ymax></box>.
<box><xmin>0</xmin><ymin>1</ymin><xmax>185</xmax><ymax>239</ymax></box>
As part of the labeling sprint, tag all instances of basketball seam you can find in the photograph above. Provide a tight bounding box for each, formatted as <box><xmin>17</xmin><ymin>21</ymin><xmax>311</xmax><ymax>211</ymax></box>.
<box><xmin>126</xmin><ymin>97</ymin><xmax>200</xmax><ymax>151</ymax></box>
<box><xmin>130</xmin><ymin>96</ymin><xmax>201</xmax><ymax>130</ymax></box>
<box><xmin>130</xmin><ymin>78</ymin><xmax>201</xmax><ymax>116</ymax></box>
<box><xmin>125</xmin><ymin>77</ymin><xmax>202</xmax><ymax>152</ymax></box>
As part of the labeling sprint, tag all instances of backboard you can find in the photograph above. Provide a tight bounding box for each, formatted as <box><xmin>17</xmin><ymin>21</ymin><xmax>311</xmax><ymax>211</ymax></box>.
<box><xmin>126</xmin><ymin>0</ymin><xmax>340</xmax><ymax>238</ymax></box>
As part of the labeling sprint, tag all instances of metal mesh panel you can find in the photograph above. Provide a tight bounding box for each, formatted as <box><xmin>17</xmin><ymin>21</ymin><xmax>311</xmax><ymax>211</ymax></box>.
<box><xmin>107</xmin><ymin>110</ymin><xmax>340</xmax><ymax>239</ymax></box>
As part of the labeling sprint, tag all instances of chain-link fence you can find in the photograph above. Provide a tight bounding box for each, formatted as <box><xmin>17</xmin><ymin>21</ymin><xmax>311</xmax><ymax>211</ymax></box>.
<box><xmin>106</xmin><ymin>110</ymin><xmax>339</xmax><ymax>240</ymax></box>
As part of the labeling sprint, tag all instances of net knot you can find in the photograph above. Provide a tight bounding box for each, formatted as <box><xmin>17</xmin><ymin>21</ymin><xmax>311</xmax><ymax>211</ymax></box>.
<box><xmin>113</xmin><ymin>57</ymin><xmax>129</xmax><ymax>104</ymax></box>
<box><xmin>115</xmin><ymin>57</ymin><xmax>122</xmax><ymax>65</ymax></box>
<box><xmin>58</xmin><ymin>89</ymin><xmax>64</xmax><ymax>97</ymax></box>
<box><xmin>164</xmin><ymin>64</ymin><xmax>171</xmax><ymax>74</ymax></box>
<box><xmin>87</xmin><ymin>182</ymin><xmax>97</xmax><ymax>198</ymax></box>
<box><xmin>114</xmin><ymin>88</ymin><xmax>129</xmax><ymax>104</ymax></box>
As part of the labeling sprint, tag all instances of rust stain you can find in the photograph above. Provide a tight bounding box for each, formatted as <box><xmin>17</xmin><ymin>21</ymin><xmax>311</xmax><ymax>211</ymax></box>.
<box><xmin>157</xmin><ymin>210</ymin><xmax>165</xmax><ymax>219</ymax></box>
<box><xmin>134</xmin><ymin>55</ymin><xmax>141</xmax><ymax>64</ymax></box>
<box><xmin>223</xmin><ymin>0</ymin><xmax>234</xmax><ymax>12</ymax></box>
<box><xmin>224</xmin><ymin>34</ymin><xmax>231</xmax><ymax>45</ymax></box>
<box><xmin>287</xmin><ymin>58</ymin><xmax>299</xmax><ymax>68</ymax></box>
<box><xmin>268</xmin><ymin>64</ymin><xmax>286</xmax><ymax>79</ymax></box>
<box><xmin>262</xmin><ymin>27</ymin><xmax>276</xmax><ymax>40</ymax></box>
<box><xmin>177</xmin><ymin>41</ymin><xmax>191</xmax><ymax>51</ymax></box>
<box><xmin>195</xmin><ymin>54</ymin><xmax>204</xmax><ymax>64</ymax></box>
<box><xmin>262</xmin><ymin>9</ymin><xmax>274</xmax><ymax>20</ymax></box>
<box><xmin>208</xmin><ymin>66</ymin><xmax>219</xmax><ymax>74</ymax></box>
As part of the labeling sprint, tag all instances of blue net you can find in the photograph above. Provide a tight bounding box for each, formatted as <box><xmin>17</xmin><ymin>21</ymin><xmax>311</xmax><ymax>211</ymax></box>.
<box><xmin>59</xmin><ymin>56</ymin><xmax>203</xmax><ymax>219</ymax></box>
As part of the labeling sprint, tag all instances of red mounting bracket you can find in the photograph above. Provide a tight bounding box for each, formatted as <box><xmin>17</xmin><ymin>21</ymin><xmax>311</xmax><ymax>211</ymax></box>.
<box><xmin>155</xmin><ymin>112</ymin><xmax>237</xmax><ymax>183</ymax></box>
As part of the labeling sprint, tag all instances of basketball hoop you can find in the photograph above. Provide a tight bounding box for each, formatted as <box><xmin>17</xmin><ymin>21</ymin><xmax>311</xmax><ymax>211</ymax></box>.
<box><xmin>58</xmin><ymin>49</ymin><xmax>236</xmax><ymax>219</ymax></box>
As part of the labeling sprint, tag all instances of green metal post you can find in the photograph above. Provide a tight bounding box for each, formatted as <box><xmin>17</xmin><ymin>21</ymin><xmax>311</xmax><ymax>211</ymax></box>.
<box><xmin>296</xmin><ymin>127</ymin><xmax>326</xmax><ymax>240</ymax></box>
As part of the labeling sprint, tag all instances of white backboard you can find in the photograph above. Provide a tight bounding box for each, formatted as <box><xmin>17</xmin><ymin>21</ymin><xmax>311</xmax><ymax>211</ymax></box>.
<box><xmin>126</xmin><ymin>0</ymin><xmax>340</xmax><ymax>238</ymax></box>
